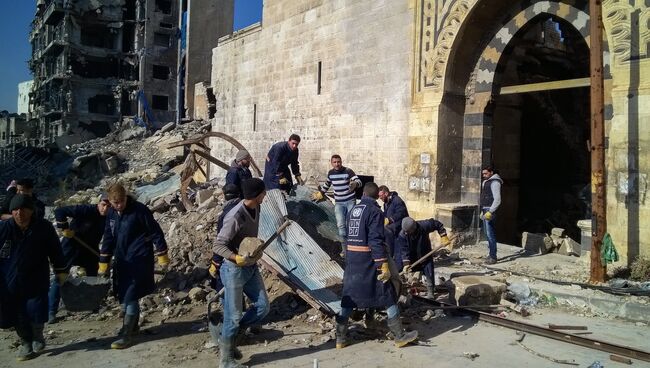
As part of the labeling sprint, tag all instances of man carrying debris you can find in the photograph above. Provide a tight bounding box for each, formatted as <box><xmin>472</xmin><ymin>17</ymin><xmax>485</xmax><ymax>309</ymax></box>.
<box><xmin>99</xmin><ymin>183</ymin><xmax>169</xmax><ymax>349</ymax></box>
<box><xmin>312</xmin><ymin>154</ymin><xmax>362</xmax><ymax>257</ymax></box>
<box><xmin>48</xmin><ymin>194</ymin><xmax>111</xmax><ymax>323</ymax></box>
<box><xmin>336</xmin><ymin>182</ymin><xmax>418</xmax><ymax>349</ymax></box>
<box><xmin>212</xmin><ymin>178</ymin><xmax>269</xmax><ymax>368</ymax></box>
<box><xmin>0</xmin><ymin>194</ymin><xmax>68</xmax><ymax>361</ymax></box>
<box><xmin>263</xmin><ymin>134</ymin><xmax>304</xmax><ymax>192</ymax></box>
<box><xmin>208</xmin><ymin>183</ymin><xmax>242</xmax><ymax>291</ymax></box>
<box><xmin>378</xmin><ymin>185</ymin><xmax>409</xmax><ymax>258</ymax></box>
<box><xmin>226</xmin><ymin>150</ymin><xmax>253</xmax><ymax>198</ymax></box>
<box><xmin>397</xmin><ymin>217</ymin><xmax>450</xmax><ymax>298</ymax></box>
<box><xmin>480</xmin><ymin>166</ymin><xmax>503</xmax><ymax>265</ymax></box>
<box><xmin>1</xmin><ymin>178</ymin><xmax>45</xmax><ymax>221</ymax></box>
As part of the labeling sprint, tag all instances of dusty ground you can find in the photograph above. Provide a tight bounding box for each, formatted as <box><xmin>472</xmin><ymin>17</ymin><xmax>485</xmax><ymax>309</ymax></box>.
<box><xmin>2</xmin><ymin>291</ymin><xmax>649</xmax><ymax>368</ymax></box>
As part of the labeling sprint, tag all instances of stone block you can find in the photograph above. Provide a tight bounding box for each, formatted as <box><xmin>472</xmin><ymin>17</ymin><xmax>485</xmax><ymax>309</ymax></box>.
<box><xmin>551</xmin><ymin>228</ymin><xmax>566</xmax><ymax>237</ymax></box>
<box><xmin>522</xmin><ymin>232</ymin><xmax>555</xmax><ymax>254</ymax></box>
<box><xmin>189</xmin><ymin>287</ymin><xmax>207</xmax><ymax>302</ymax></box>
<box><xmin>557</xmin><ymin>237</ymin><xmax>581</xmax><ymax>257</ymax></box>
<box><xmin>196</xmin><ymin>189</ymin><xmax>215</xmax><ymax>205</ymax></box>
<box><xmin>449</xmin><ymin>276</ymin><xmax>506</xmax><ymax>306</ymax></box>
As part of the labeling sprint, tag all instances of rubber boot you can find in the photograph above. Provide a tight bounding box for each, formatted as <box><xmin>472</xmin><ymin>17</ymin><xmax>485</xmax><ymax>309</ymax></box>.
<box><xmin>15</xmin><ymin>325</ymin><xmax>35</xmax><ymax>361</ymax></box>
<box><xmin>335</xmin><ymin>316</ymin><xmax>349</xmax><ymax>349</ymax></box>
<box><xmin>31</xmin><ymin>323</ymin><xmax>46</xmax><ymax>353</ymax></box>
<box><xmin>117</xmin><ymin>312</ymin><xmax>140</xmax><ymax>336</ymax></box>
<box><xmin>111</xmin><ymin>314</ymin><xmax>137</xmax><ymax>349</ymax></box>
<box><xmin>219</xmin><ymin>337</ymin><xmax>248</xmax><ymax>368</ymax></box>
<box><xmin>387</xmin><ymin>317</ymin><xmax>418</xmax><ymax>348</ymax></box>
<box><xmin>424</xmin><ymin>277</ymin><xmax>435</xmax><ymax>299</ymax></box>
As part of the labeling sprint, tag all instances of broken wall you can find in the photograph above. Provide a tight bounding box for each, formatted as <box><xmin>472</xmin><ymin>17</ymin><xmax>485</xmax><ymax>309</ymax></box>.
<box><xmin>208</xmin><ymin>0</ymin><xmax>415</xmax><ymax>189</ymax></box>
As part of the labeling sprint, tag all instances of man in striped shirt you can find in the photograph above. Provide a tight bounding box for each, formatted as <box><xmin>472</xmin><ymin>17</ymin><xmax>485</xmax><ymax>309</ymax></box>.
<box><xmin>312</xmin><ymin>155</ymin><xmax>362</xmax><ymax>257</ymax></box>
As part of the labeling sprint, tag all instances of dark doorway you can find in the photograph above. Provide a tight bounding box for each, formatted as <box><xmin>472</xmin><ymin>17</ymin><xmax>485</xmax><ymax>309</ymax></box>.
<box><xmin>491</xmin><ymin>16</ymin><xmax>591</xmax><ymax>244</ymax></box>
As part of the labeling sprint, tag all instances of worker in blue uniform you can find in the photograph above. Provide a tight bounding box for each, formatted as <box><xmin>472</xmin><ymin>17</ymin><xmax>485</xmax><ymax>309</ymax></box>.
<box><xmin>263</xmin><ymin>134</ymin><xmax>304</xmax><ymax>192</ymax></box>
<box><xmin>378</xmin><ymin>185</ymin><xmax>409</xmax><ymax>259</ymax></box>
<box><xmin>99</xmin><ymin>183</ymin><xmax>169</xmax><ymax>349</ymax></box>
<box><xmin>0</xmin><ymin>195</ymin><xmax>68</xmax><ymax>361</ymax></box>
<box><xmin>336</xmin><ymin>182</ymin><xmax>417</xmax><ymax>349</ymax></box>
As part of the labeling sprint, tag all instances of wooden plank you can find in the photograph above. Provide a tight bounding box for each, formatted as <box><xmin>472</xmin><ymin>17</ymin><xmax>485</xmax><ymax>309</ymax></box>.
<box><xmin>499</xmin><ymin>77</ymin><xmax>590</xmax><ymax>95</ymax></box>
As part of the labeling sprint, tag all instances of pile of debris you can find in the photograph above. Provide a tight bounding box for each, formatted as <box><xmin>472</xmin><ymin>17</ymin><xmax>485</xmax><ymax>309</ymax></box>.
<box><xmin>521</xmin><ymin>227</ymin><xmax>581</xmax><ymax>256</ymax></box>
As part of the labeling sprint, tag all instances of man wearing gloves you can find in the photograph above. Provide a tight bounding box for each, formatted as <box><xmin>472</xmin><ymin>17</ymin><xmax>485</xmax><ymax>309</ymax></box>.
<box><xmin>397</xmin><ymin>217</ymin><xmax>450</xmax><ymax>298</ymax></box>
<box><xmin>212</xmin><ymin>178</ymin><xmax>269</xmax><ymax>368</ymax></box>
<box><xmin>48</xmin><ymin>194</ymin><xmax>111</xmax><ymax>323</ymax></box>
<box><xmin>312</xmin><ymin>154</ymin><xmax>362</xmax><ymax>257</ymax></box>
<box><xmin>226</xmin><ymin>150</ymin><xmax>253</xmax><ymax>198</ymax></box>
<box><xmin>263</xmin><ymin>134</ymin><xmax>303</xmax><ymax>191</ymax></box>
<box><xmin>480</xmin><ymin>166</ymin><xmax>503</xmax><ymax>264</ymax></box>
<box><xmin>99</xmin><ymin>183</ymin><xmax>169</xmax><ymax>349</ymax></box>
<box><xmin>336</xmin><ymin>182</ymin><xmax>417</xmax><ymax>350</ymax></box>
<box><xmin>0</xmin><ymin>195</ymin><xmax>68</xmax><ymax>361</ymax></box>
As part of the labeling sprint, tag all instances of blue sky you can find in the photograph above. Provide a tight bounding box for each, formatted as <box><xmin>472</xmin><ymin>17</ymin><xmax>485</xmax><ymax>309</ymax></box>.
<box><xmin>0</xmin><ymin>0</ymin><xmax>262</xmax><ymax>113</ymax></box>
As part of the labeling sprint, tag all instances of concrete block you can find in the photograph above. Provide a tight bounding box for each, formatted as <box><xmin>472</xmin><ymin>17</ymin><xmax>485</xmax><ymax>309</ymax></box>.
<box><xmin>196</xmin><ymin>189</ymin><xmax>215</xmax><ymax>205</ymax></box>
<box><xmin>522</xmin><ymin>232</ymin><xmax>555</xmax><ymax>254</ymax></box>
<box><xmin>551</xmin><ymin>228</ymin><xmax>566</xmax><ymax>237</ymax></box>
<box><xmin>557</xmin><ymin>237</ymin><xmax>581</xmax><ymax>257</ymax></box>
<box><xmin>449</xmin><ymin>275</ymin><xmax>506</xmax><ymax>306</ymax></box>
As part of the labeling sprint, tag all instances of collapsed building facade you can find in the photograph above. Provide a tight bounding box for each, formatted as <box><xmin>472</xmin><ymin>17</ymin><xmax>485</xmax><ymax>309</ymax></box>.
<box><xmin>29</xmin><ymin>0</ymin><xmax>179</xmax><ymax>148</ymax></box>
<box><xmin>201</xmin><ymin>0</ymin><xmax>650</xmax><ymax>265</ymax></box>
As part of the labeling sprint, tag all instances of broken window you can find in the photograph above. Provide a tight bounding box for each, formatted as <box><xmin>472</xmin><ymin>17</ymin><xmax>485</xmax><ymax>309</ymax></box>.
<box><xmin>159</xmin><ymin>22</ymin><xmax>174</xmax><ymax>29</ymax></box>
<box><xmin>71</xmin><ymin>57</ymin><xmax>119</xmax><ymax>78</ymax></box>
<box><xmin>88</xmin><ymin>95</ymin><xmax>116</xmax><ymax>115</ymax></box>
<box><xmin>155</xmin><ymin>0</ymin><xmax>172</xmax><ymax>14</ymax></box>
<box><xmin>153</xmin><ymin>32</ymin><xmax>170</xmax><ymax>47</ymax></box>
<box><xmin>123</xmin><ymin>0</ymin><xmax>136</xmax><ymax>20</ymax></box>
<box><xmin>152</xmin><ymin>65</ymin><xmax>170</xmax><ymax>80</ymax></box>
<box><xmin>152</xmin><ymin>95</ymin><xmax>169</xmax><ymax>110</ymax></box>
<box><xmin>122</xmin><ymin>23</ymin><xmax>135</xmax><ymax>52</ymax></box>
<box><xmin>80</xmin><ymin>26</ymin><xmax>116</xmax><ymax>49</ymax></box>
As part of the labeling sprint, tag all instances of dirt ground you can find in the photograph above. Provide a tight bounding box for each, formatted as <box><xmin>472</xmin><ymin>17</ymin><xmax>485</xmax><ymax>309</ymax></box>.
<box><xmin>2</xmin><ymin>293</ymin><xmax>649</xmax><ymax>368</ymax></box>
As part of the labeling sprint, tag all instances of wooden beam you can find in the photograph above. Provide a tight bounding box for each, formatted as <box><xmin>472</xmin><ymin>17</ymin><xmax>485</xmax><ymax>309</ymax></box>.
<box><xmin>499</xmin><ymin>77</ymin><xmax>590</xmax><ymax>95</ymax></box>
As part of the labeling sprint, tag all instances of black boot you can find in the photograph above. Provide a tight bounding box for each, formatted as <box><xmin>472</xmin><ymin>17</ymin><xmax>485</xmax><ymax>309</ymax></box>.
<box><xmin>31</xmin><ymin>323</ymin><xmax>46</xmax><ymax>353</ymax></box>
<box><xmin>387</xmin><ymin>317</ymin><xmax>418</xmax><ymax>348</ymax></box>
<box><xmin>335</xmin><ymin>316</ymin><xmax>349</xmax><ymax>349</ymax></box>
<box><xmin>15</xmin><ymin>324</ymin><xmax>35</xmax><ymax>361</ymax></box>
<box><xmin>219</xmin><ymin>337</ymin><xmax>248</xmax><ymax>368</ymax></box>
<box><xmin>111</xmin><ymin>314</ymin><xmax>138</xmax><ymax>349</ymax></box>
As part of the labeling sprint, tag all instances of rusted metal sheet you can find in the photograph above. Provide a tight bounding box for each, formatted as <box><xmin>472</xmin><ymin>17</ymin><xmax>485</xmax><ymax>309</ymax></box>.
<box><xmin>259</xmin><ymin>188</ymin><xmax>344</xmax><ymax>315</ymax></box>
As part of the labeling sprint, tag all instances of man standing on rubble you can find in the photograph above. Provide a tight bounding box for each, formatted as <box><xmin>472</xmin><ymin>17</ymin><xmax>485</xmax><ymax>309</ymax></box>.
<box><xmin>212</xmin><ymin>178</ymin><xmax>269</xmax><ymax>368</ymax></box>
<box><xmin>397</xmin><ymin>217</ymin><xmax>450</xmax><ymax>298</ymax></box>
<box><xmin>1</xmin><ymin>178</ymin><xmax>45</xmax><ymax>220</ymax></box>
<box><xmin>99</xmin><ymin>183</ymin><xmax>169</xmax><ymax>349</ymax></box>
<box><xmin>336</xmin><ymin>182</ymin><xmax>418</xmax><ymax>349</ymax></box>
<box><xmin>312</xmin><ymin>154</ymin><xmax>362</xmax><ymax>257</ymax></box>
<box><xmin>480</xmin><ymin>166</ymin><xmax>503</xmax><ymax>264</ymax></box>
<box><xmin>208</xmin><ymin>184</ymin><xmax>241</xmax><ymax>291</ymax></box>
<box><xmin>263</xmin><ymin>134</ymin><xmax>304</xmax><ymax>192</ymax></box>
<box><xmin>48</xmin><ymin>194</ymin><xmax>111</xmax><ymax>323</ymax></box>
<box><xmin>0</xmin><ymin>194</ymin><xmax>68</xmax><ymax>361</ymax></box>
<box><xmin>226</xmin><ymin>150</ymin><xmax>253</xmax><ymax>198</ymax></box>
<box><xmin>378</xmin><ymin>185</ymin><xmax>409</xmax><ymax>257</ymax></box>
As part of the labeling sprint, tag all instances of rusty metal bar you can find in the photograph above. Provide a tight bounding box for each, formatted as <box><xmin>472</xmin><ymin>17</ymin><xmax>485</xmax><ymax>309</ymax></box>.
<box><xmin>414</xmin><ymin>296</ymin><xmax>650</xmax><ymax>362</ymax></box>
<box><xmin>589</xmin><ymin>0</ymin><xmax>606</xmax><ymax>282</ymax></box>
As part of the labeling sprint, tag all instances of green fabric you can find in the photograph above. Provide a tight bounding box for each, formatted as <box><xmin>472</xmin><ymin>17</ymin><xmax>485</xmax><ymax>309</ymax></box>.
<box><xmin>601</xmin><ymin>233</ymin><xmax>619</xmax><ymax>264</ymax></box>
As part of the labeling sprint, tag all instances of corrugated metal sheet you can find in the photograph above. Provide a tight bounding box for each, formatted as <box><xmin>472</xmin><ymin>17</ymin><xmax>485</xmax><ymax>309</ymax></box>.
<box><xmin>259</xmin><ymin>188</ymin><xmax>344</xmax><ymax>314</ymax></box>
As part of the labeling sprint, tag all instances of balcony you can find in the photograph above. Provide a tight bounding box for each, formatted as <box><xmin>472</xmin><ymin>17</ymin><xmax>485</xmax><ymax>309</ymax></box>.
<box><xmin>43</xmin><ymin>0</ymin><xmax>64</xmax><ymax>25</ymax></box>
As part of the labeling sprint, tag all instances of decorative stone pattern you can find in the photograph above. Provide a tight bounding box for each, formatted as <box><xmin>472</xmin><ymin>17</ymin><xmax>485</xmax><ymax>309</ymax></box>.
<box><xmin>603</xmin><ymin>0</ymin><xmax>650</xmax><ymax>63</ymax></box>
<box><xmin>420</xmin><ymin>0</ymin><xmax>477</xmax><ymax>90</ymax></box>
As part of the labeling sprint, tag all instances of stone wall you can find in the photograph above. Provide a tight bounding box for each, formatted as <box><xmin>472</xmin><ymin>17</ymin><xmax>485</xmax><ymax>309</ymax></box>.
<box><xmin>209</xmin><ymin>0</ymin><xmax>415</xmax><ymax>191</ymax></box>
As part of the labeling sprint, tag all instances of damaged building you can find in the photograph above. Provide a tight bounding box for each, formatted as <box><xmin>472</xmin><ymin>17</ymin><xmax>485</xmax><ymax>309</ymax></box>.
<box><xmin>29</xmin><ymin>0</ymin><xmax>179</xmax><ymax>148</ymax></box>
<box><xmin>203</xmin><ymin>0</ymin><xmax>650</xmax><ymax>265</ymax></box>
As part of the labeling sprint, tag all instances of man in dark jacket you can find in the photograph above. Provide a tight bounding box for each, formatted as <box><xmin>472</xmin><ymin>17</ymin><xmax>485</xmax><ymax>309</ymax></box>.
<box><xmin>378</xmin><ymin>185</ymin><xmax>409</xmax><ymax>259</ymax></box>
<box><xmin>1</xmin><ymin>178</ymin><xmax>45</xmax><ymax>220</ymax></box>
<box><xmin>48</xmin><ymin>194</ymin><xmax>111</xmax><ymax>323</ymax></box>
<box><xmin>336</xmin><ymin>182</ymin><xmax>417</xmax><ymax>349</ymax></box>
<box><xmin>99</xmin><ymin>183</ymin><xmax>169</xmax><ymax>349</ymax></box>
<box><xmin>0</xmin><ymin>195</ymin><xmax>68</xmax><ymax>361</ymax></box>
<box><xmin>396</xmin><ymin>217</ymin><xmax>450</xmax><ymax>298</ymax></box>
<box><xmin>263</xmin><ymin>134</ymin><xmax>304</xmax><ymax>191</ymax></box>
<box><xmin>226</xmin><ymin>150</ymin><xmax>253</xmax><ymax>198</ymax></box>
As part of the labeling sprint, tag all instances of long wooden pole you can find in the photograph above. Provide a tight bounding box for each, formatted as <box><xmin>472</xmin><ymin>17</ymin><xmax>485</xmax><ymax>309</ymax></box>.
<box><xmin>589</xmin><ymin>0</ymin><xmax>607</xmax><ymax>283</ymax></box>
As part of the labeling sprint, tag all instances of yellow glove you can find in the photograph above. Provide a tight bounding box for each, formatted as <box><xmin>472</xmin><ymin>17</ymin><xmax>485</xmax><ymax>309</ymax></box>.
<box><xmin>98</xmin><ymin>262</ymin><xmax>109</xmax><ymax>276</ymax></box>
<box><xmin>384</xmin><ymin>218</ymin><xmax>390</xmax><ymax>226</ymax></box>
<box><xmin>158</xmin><ymin>255</ymin><xmax>170</xmax><ymax>271</ymax></box>
<box><xmin>62</xmin><ymin>229</ymin><xmax>75</xmax><ymax>238</ymax></box>
<box><xmin>377</xmin><ymin>262</ymin><xmax>391</xmax><ymax>283</ymax></box>
<box><xmin>235</xmin><ymin>253</ymin><xmax>261</xmax><ymax>267</ymax></box>
<box><xmin>484</xmin><ymin>211</ymin><xmax>493</xmax><ymax>221</ymax></box>
<box><xmin>56</xmin><ymin>273</ymin><xmax>68</xmax><ymax>285</ymax></box>
<box><xmin>208</xmin><ymin>262</ymin><xmax>219</xmax><ymax>278</ymax></box>
<box><xmin>311</xmin><ymin>191</ymin><xmax>324</xmax><ymax>201</ymax></box>
<box><xmin>295</xmin><ymin>175</ymin><xmax>305</xmax><ymax>186</ymax></box>
<box><xmin>279</xmin><ymin>177</ymin><xmax>289</xmax><ymax>185</ymax></box>
<box><xmin>440</xmin><ymin>235</ymin><xmax>451</xmax><ymax>247</ymax></box>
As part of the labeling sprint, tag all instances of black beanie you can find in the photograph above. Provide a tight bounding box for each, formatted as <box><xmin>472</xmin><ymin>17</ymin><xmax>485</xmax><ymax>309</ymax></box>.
<box><xmin>9</xmin><ymin>194</ymin><xmax>35</xmax><ymax>212</ymax></box>
<box><xmin>241</xmin><ymin>178</ymin><xmax>265</xmax><ymax>199</ymax></box>
<box><xmin>223</xmin><ymin>183</ymin><xmax>240</xmax><ymax>200</ymax></box>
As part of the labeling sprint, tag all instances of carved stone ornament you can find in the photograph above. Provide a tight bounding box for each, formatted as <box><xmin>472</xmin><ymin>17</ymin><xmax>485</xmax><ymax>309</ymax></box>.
<box><xmin>603</xmin><ymin>0</ymin><xmax>650</xmax><ymax>62</ymax></box>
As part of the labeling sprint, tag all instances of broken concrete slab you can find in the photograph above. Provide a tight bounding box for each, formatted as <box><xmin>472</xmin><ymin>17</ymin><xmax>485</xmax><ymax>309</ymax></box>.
<box><xmin>195</xmin><ymin>188</ymin><xmax>215</xmax><ymax>205</ymax></box>
<box><xmin>449</xmin><ymin>275</ymin><xmax>506</xmax><ymax>306</ymax></box>
<box><xmin>135</xmin><ymin>174</ymin><xmax>181</xmax><ymax>204</ymax></box>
